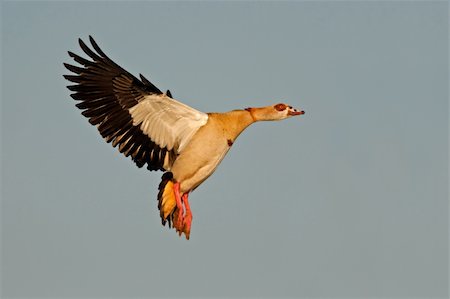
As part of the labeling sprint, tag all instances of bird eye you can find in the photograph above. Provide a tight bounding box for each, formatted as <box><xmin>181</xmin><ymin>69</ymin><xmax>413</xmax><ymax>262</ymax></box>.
<box><xmin>274</xmin><ymin>103</ymin><xmax>287</xmax><ymax>111</ymax></box>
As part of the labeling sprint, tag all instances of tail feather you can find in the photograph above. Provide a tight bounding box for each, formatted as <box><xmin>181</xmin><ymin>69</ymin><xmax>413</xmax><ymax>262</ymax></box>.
<box><xmin>157</xmin><ymin>172</ymin><xmax>176</xmax><ymax>227</ymax></box>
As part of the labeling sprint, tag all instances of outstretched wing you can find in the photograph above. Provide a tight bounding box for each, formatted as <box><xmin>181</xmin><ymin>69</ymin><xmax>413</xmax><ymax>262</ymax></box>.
<box><xmin>64</xmin><ymin>36</ymin><xmax>208</xmax><ymax>171</ymax></box>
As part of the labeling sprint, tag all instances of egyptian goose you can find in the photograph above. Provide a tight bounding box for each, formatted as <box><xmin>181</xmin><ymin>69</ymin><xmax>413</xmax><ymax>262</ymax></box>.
<box><xmin>64</xmin><ymin>36</ymin><xmax>305</xmax><ymax>239</ymax></box>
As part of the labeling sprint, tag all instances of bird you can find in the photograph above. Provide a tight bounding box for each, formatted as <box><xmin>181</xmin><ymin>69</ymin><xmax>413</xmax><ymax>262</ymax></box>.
<box><xmin>63</xmin><ymin>36</ymin><xmax>305</xmax><ymax>240</ymax></box>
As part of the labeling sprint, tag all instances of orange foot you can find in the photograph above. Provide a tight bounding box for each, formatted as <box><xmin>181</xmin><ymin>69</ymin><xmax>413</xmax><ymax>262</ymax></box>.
<box><xmin>172</xmin><ymin>187</ymin><xmax>193</xmax><ymax>240</ymax></box>
<box><xmin>181</xmin><ymin>193</ymin><xmax>192</xmax><ymax>240</ymax></box>
<box><xmin>173</xmin><ymin>182</ymin><xmax>184</xmax><ymax>230</ymax></box>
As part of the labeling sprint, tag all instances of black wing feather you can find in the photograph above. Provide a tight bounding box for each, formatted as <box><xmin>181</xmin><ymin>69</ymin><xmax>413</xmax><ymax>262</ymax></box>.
<box><xmin>63</xmin><ymin>36</ymin><xmax>174</xmax><ymax>171</ymax></box>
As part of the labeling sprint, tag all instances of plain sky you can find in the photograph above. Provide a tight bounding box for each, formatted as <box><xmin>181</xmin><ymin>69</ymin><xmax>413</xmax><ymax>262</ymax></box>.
<box><xmin>1</xmin><ymin>1</ymin><xmax>448</xmax><ymax>298</ymax></box>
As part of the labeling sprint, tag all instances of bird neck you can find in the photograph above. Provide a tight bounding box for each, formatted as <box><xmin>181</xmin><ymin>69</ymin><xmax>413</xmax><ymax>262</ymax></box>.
<box><xmin>245</xmin><ymin>106</ymin><xmax>279</xmax><ymax>121</ymax></box>
<box><xmin>208</xmin><ymin>109</ymin><xmax>256</xmax><ymax>139</ymax></box>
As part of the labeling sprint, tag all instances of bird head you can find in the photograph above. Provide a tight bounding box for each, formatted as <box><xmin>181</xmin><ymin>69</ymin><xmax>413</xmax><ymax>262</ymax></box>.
<box><xmin>245</xmin><ymin>103</ymin><xmax>305</xmax><ymax>121</ymax></box>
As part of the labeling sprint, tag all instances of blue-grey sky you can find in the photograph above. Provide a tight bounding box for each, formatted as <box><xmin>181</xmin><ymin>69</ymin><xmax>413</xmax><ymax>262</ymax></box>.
<box><xmin>1</xmin><ymin>1</ymin><xmax>448</xmax><ymax>298</ymax></box>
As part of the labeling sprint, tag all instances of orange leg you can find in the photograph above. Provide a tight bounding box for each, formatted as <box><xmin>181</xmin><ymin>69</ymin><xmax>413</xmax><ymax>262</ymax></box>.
<box><xmin>182</xmin><ymin>193</ymin><xmax>192</xmax><ymax>240</ymax></box>
<box><xmin>173</xmin><ymin>182</ymin><xmax>184</xmax><ymax>229</ymax></box>
<box><xmin>173</xmin><ymin>183</ymin><xmax>192</xmax><ymax>239</ymax></box>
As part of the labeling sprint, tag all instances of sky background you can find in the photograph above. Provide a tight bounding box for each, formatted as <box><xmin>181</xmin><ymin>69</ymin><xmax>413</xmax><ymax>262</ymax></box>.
<box><xmin>1</xmin><ymin>1</ymin><xmax>448</xmax><ymax>298</ymax></box>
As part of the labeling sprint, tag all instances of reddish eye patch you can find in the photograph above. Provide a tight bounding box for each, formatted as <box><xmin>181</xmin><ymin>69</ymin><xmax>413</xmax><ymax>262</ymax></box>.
<box><xmin>274</xmin><ymin>103</ymin><xmax>287</xmax><ymax>111</ymax></box>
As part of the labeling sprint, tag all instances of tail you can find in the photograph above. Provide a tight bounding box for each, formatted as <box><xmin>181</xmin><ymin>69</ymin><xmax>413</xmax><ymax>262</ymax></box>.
<box><xmin>157</xmin><ymin>172</ymin><xmax>176</xmax><ymax>227</ymax></box>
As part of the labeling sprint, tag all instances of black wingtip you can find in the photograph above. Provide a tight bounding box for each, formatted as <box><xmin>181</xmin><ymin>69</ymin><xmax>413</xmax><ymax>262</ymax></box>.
<box><xmin>63</xmin><ymin>62</ymin><xmax>73</xmax><ymax>71</ymax></box>
<box><xmin>78</xmin><ymin>38</ymin><xmax>87</xmax><ymax>49</ymax></box>
<box><xmin>64</xmin><ymin>62</ymin><xmax>85</xmax><ymax>74</ymax></box>
<box><xmin>63</xmin><ymin>74</ymin><xmax>74</xmax><ymax>81</ymax></box>
<box><xmin>89</xmin><ymin>35</ymin><xmax>96</xmax><ymax>46</ymax></box>
<box><xmin>166</xmin><ymin>90</ymin><xmax>172</xmax><ymax>98</ymax></box>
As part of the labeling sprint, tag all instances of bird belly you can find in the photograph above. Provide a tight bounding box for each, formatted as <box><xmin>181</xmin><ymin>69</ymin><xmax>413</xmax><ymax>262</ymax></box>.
<box><xmin>171</xmin><ymin>140</ymin><xmax>231</xmax><ymax>194</ymax></box>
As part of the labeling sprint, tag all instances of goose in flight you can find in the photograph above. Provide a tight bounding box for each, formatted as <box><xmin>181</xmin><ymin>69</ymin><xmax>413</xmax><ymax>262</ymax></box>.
<box><xmin>64</xmin><ymin>36</ymin><xmax>305</xmax><ymax>239</ymax></box>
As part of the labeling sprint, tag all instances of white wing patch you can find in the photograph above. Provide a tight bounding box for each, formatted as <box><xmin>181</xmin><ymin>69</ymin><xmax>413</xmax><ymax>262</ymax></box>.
<box><xmin>129</xmin><ymin>94</ymin><xmax>208</xmax><ymax>153</ymax></box>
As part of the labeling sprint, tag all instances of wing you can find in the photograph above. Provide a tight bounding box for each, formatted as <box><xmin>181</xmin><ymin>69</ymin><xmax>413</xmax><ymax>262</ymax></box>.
<box><xmin>64</xmin><ymin>36</ymin><xmax>208</xmax><ymax>171</ymax></box>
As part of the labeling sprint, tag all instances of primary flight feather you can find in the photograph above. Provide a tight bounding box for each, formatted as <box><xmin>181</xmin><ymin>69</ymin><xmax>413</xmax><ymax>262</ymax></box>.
<box><xmin>64</xmin><ymin>36</ymin><xmax>305</xmax><ymax>239</ymax></box>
